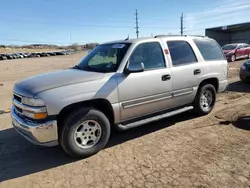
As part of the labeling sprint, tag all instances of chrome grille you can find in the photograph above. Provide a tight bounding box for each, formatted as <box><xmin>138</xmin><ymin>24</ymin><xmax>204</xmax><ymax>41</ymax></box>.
<box><xmin>13</xmin><ymin>93</ymin><xmax>22</xmax><ymax>103</ymax></box>
<box><xmin>13</xmin><ymin>93</ymin><xmax>24</xmax><ymax>117</ymax></box>
<box><xmin>15</xmin><ymin>105</ymin><xmax>23</xmax><ymax>113</ymax></box>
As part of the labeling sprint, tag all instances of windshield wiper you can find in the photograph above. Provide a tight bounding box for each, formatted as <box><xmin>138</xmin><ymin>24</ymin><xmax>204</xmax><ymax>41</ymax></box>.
<box><xmin>73</xmin><ymin>65</ymin><xmax>103</xmax><ymax>72</ymax></box>
<box><xmin>81</xmin><ymin>65</ymin><xmax>102</xmax><ymax>72</ymax></box>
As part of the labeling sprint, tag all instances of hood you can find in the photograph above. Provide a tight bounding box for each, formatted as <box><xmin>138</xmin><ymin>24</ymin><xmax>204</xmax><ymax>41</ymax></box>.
<box><xmin>14</xmin><ymin>69</ymin><xmax>105</xmax><ymax>97</ymax></box>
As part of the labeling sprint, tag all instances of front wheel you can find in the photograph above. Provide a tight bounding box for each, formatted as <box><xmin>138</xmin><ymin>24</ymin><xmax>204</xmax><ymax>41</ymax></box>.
<box><xmin>193</xmin><ymin>84</ymin><xmax>216</xmax><ymax>116</ymax></box>
<box><xmin>59</xmin><ymin>108</ymin><xmax>111</xmax><ymax>158</ymax></box>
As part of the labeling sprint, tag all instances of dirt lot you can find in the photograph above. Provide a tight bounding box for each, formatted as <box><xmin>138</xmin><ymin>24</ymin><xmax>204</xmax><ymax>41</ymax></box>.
<box><xmin>0</xmin><ymin>55</ymin><xmax>250</xmax><ymax>188</ymax></box>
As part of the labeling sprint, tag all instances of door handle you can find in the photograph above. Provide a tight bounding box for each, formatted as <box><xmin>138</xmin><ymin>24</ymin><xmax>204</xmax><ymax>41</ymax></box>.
<box><xmin>194</xmin><ymin>69</ymin><xmax>201</xmax><ymax>75</ymax></box>
<box><xmin>162</xmin><ymin>74</ymin><xmax>171</xmax><ymax>81</ymax></box>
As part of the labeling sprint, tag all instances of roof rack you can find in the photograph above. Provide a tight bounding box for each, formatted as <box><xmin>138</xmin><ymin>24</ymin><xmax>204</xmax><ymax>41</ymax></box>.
<box><xmin>154</xmin><ymin>34</ymin><xmax>208</xmax><ymax>38</ymax></box>
<box><xmin>185</xmin><ymin>35</ymin><xmax>208</xmax><ymax>38</ymax></box>
<box><xmin>154</xmin><ymin>34</ymin><xmax>181</xmax><ymax>38</ymax></box>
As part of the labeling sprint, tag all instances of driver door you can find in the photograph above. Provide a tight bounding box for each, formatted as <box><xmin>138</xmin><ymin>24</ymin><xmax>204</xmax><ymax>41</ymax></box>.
<box><xmin>117</xmin><ymin>41</ymin><xmax>174</xmax><ymax>121</ymax></box>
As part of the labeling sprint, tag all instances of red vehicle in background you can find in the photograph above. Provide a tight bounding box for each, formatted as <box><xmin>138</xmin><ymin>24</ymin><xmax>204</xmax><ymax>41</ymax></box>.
<box><xmin>222</xmin><ymin>43</ymin><xmax>250</xmax><ymax>62</ymax></box>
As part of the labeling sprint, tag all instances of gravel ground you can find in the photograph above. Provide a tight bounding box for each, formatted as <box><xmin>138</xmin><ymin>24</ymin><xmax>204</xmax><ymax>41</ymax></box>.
<box><xmin>0</xmin><ymin>56</ymin><xmax>250</xmax><ymax>188</ymax></box>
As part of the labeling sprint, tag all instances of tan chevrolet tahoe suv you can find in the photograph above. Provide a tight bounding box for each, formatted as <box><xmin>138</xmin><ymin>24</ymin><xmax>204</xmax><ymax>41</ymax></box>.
<box><xmin>11</xmin><ymin>35</ymin><xmax>228</xmax><ymax>158</ymax></box>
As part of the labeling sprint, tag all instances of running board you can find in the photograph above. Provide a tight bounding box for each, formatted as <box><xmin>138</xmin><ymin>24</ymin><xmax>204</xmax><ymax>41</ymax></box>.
<box><xmin>116</xmin><ymin>106</ymin><xmax>194</xmax><ymax>131</ymax></box>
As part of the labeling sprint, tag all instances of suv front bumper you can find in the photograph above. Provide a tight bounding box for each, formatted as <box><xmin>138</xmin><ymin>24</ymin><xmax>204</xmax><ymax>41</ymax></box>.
<box><xmin>11</xmin><ymin>108</ymin><xmax>58</xmax><ymax>147</ymax></box>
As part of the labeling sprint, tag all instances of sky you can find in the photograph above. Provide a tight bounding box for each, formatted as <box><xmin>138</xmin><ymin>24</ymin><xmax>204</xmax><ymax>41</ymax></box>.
<box><xmin>0</xmin><ymin>0</ymin><xmax>249</xmax><ymax>45</ymax></box>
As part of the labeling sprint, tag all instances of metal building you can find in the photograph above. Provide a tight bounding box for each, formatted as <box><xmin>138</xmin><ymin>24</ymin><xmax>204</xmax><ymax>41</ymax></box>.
<box><xmin>205</xmin><ymin>22</ymin><xmax>250</xmax><ymax>46</ymax></box>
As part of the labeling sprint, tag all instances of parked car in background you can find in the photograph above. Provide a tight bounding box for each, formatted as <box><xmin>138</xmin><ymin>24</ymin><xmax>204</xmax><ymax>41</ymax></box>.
<box><xmin>5</xmin><ymin>54</ymin><xmax>14</xmax><ymax>59</ymax></box>
<box><xmin>11</xmin><ymin>35</ymin><xmax>228</xmax><ymax>158</ymax></box>
<box><xmin>40</xmin><ymin>52</ymin><xmax>50</xmax><ymax>57</ymax></box>
<box><xmin>0</xmin><ymin>49</ymin><xmax>78</xmax><ymax>61</ymax></box>
<box><xmin>25</xmin><ymin>52</ymin><xmax>31</xmax><ymax>57</ymax></box>
<box><xmin>14</xmin><ymin>53</ymin><xmax>24</xmax><ymax>58</ymax></box>
<box><xmin>19</xmin><ymin>52</ymin><xmax>28</xmax><ymax>58</ymax></box>
<box><xmin>222</xmin><ymin>43</ymin><xmax>250</xmax><ymax>62</ymax></box>
<box><xmin>48</xmin><ymin>52</ymin><xmax>56</xmax><ymax>56</ymax></box>
<box><xmin>55</xmin><ymin>51</ymin><xmax>67</xmax><ymax>55</ymax></box>
<box><xmin>28</xmin><ymin>52</ymin><xmax>40</xmax><ymax>58</ymax></box>
<box><xmin>65</xmin><ymin>51</ymin><xmax>71</xmax><ymax>55</ymax></box>
<box><xmin>10</xmin><ymin>53</ymin><xmax>18</xmax><ymax>59</ymax></box>
<box><xmin>240</xmin><ymin>60</ymin><xmax>250</xmax><ymax>82</ymax></box>
<box><xmin>0</xmin><ymin>54</ymin><xmax>7</xmax><ymax>60</ymax></box>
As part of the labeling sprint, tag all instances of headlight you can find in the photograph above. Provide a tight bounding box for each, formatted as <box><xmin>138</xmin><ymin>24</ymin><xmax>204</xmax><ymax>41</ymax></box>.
<box><xmin>241</xmin><ymin>64</ymin><xmax>246</xmax><ymax>70</ymax></box>
<box><xmin>22</xmin><ymin>97</ymin><xmax>45</xmax><ymax>106</ymax></box>
<box><xmin>226</xmin><ymin>51</ymin><xmax>233</xmax><ymax>55</ymax></box>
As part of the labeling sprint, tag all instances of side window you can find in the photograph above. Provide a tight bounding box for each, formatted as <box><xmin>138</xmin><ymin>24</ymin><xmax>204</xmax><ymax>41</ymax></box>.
<box><xmin>238</xmin><ymin>45</ymin><xmax>243</xmax><ymax>49</ymax></box>
<box><xmin>167</xmin><ymin>41</ymin><xmax>197</xmax><ymax>66</ymax></box>
<box><xmin>243</xmin><ymin>44</ymin><xmax>249</xmax><ymax>48</ymax></box>
<box><xmin>193</xmin><ymin>38</ymin><xmax>225</xmax><ymax>61</ymax></box>
<box><xmin>129</xmin><ymin>42</ymin><xmax>165</xmax><ymax>70</ymax></box>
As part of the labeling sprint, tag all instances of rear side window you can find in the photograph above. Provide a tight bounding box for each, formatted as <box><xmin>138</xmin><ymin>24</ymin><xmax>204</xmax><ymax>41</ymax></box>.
<box><xmin>193</xmin><ymin>38</ymin><xmax>225</xmax><ymax>61</ymax></box>
<box><xmin>167</xmin><ymin>41</ymin><xmax>197</xmax><ymax>66</ymax></box>
<box><xmin>238</xmin><ymin>44</ymin><xmax>244</xmax><ymax>49</ymax></box>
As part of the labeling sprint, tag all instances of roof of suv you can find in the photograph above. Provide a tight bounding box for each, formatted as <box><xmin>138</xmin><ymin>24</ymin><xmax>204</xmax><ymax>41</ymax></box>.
<box><xmin>102</xmin><ymin>35</ymin><xmax>209</xmax><ymax>45</ymax></box>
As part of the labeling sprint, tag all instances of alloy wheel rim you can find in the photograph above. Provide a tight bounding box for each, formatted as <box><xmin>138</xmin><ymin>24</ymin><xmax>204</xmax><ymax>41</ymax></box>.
<box><xmin>74</xmin><ymin>120</ymin><xmax>102</xmax><ymax>149</ymax></box>
<box><xmin>200</xmin><ymin>90</ymin><xmax>213</xmax><ymax>110</ymax></box>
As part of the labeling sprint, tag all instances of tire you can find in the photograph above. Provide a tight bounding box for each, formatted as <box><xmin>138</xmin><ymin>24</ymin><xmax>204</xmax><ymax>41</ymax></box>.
<box><xmin>59</xmin><ymin>107</ymin><xmax>111</xmax><ymax>158</ymax></box>
<box><xmin>230</xmin><ymin>54</ymin><xmax>236</xmax><ymax>62</ymax></box>
<box><xmin>193</xmin><ymin>84</ymin><xmax>216</xmax><ymax>116</ymax></box>
<box><xmin>248</xmin><ymin>53</ymin><xmax>250</xmax><ymax>59</ymax></box>
<box><xmin>240</xmin><ymin>74</ymin><xmax>248</xmax><ymax>83</ymax></box>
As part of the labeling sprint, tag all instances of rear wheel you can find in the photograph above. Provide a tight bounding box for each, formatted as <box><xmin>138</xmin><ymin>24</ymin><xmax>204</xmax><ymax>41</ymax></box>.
<box><xmin>59</xmin><ymin>107</ymin><xmax>111</xmax><ymax>158</ymax></box>
<box><xmin>240</xmin><ymin>74</ymin><xmax>248</xmax><ymax>83</ymax></box>
<box><xmin>231</xmin><ymin>54</ymin><xmax>236</xmax><ymax>62</ymax></box>
<box><xmin>193</xmin><ymin>84</ymin><xmax>216</xmax><ymax>116</ymax></box>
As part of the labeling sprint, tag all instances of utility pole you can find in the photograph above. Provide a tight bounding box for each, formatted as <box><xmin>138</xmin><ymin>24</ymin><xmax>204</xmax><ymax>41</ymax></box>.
<box><xmin>180</xmin><ymin>13</ymin><xmax>184</xmax><ymax>35</ymax></box>
<box><xmin>135</xmin><ymin>9</ymin><xmax>139</xmax><ymax>38</ymax></box>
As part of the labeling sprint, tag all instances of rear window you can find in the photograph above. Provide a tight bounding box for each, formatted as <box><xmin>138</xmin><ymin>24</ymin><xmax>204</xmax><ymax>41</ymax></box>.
<box><xmin>194</xmin><ymin>38</ymin><xmax>225</xmax><ymax>61</ymax></box>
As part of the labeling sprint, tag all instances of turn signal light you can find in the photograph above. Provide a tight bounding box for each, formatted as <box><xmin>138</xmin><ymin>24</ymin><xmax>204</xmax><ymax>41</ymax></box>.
<box><xmin>34</xmin><ymin>113</ymin><xmax>47</xmax><ymax>119</ymax></box>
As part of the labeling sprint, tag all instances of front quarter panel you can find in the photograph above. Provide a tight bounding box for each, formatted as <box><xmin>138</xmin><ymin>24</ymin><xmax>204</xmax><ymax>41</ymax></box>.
<box><xmin>35</xmin><ymin>73</ymin><xmax>119</xmax><ymax>116</ymax></box>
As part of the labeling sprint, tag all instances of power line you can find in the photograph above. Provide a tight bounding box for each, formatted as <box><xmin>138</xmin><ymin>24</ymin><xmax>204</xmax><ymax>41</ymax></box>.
<box><xmin>135</xmin><ymin>9</ymin><xmax>139</xmax><ymax>38</ymax></box>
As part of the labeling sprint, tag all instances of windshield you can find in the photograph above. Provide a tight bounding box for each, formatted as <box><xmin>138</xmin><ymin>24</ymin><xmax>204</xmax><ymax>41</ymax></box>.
<box><xmin>76</xmin><ymin>43</ymin><xmax>131</xmax><ymax>73</ymax></box>
<box><xmin>222</xmin><ymin>44</ymin><xmax>238</xmax><ymax>50</ymax></box>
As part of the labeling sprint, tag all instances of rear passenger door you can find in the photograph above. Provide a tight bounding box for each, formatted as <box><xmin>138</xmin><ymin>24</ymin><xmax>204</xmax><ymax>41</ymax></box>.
<box><xmin>166</xmin><ymin>40</ymin><xmax>202</xmax><ymax>107</ymax></box>
<box><xmin>243</xmin><ymin>44</ymin><xmax>250</xmax><ymax>58</ymax></box>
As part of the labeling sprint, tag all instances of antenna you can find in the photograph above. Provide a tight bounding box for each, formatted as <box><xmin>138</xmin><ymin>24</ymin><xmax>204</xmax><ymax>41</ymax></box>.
<box><xmin>125</xmin><ymin>34</ymin><xmax>129</xmax><ymax>41</ymax></box>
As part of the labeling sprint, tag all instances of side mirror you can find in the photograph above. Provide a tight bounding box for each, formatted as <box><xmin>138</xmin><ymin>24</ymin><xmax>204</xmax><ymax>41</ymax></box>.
<box><xmin>125</xmin><ymin>62</ymin><xmax>145</xmax><ymax>74</ymax></box>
